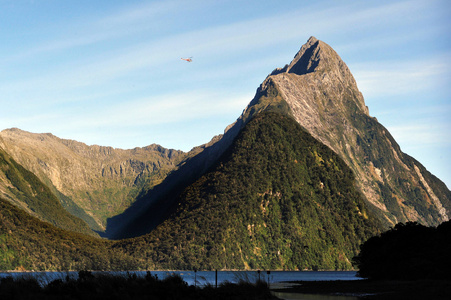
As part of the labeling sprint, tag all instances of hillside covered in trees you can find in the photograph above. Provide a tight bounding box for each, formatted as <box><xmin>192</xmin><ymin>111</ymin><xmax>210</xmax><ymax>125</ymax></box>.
<box><xmin>0</xmin><ymin>196</ymin><xmax>140</xmax><ymax>271</ymax></box>
<box><xmin>1</xmin><ymin>112</ymin><xmax>380</xmax><ymax>271</ymax></box>
<box><xmin>0</xmin><ymin>148</ymin><xmax>95</xmax><ymax>236</ymax></box>
<box><xmin>117</xmin><ymin>112</ymin><xmax>381</xmax><ymax>270</ymax></box>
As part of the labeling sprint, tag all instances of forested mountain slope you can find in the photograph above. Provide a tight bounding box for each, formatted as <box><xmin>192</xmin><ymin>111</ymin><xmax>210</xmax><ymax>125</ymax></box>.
<box><xmin>0</xmin><ymin>129</ymin><xmax>184</xmax><ymax>234</ymax></box>
<box><xmin>115</xmin><ymin>37</ymin><xmax>450</xmax><ymax>240</ymax></box>
<box><xmin>0</xmin><ymin>147</ymin><xmax>95</xmax><ymax>236</ymax></box>
<box><xmin>223</xmin><ymin>37</ymin><xmax>450</xmax><ymax>228</ymax></box>
<box><xmin>116</xmin><ymin>113</ymin><xmax>380</xmax><ymax>270</ymax></box>
<box><xmin>0</xmin><ymin>196</ymin><xmax>138</xmax><ymax>271</ymax></box>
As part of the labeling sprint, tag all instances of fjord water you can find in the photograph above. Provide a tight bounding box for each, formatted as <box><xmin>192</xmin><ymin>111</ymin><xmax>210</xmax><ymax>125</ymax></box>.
<box><xmin>0</xmin><ymin>270</ymin><xmax>361</xmax><ymax>286</ymax></box>
<box><xmin>272</xmin><ymin>292</ymin><xmax>360</xmax><ymax>300</ymax></box>
<box><xmin>0</xmin><ymin>271</ymin><xmax>362</xmax><ymax>299</ymax></box>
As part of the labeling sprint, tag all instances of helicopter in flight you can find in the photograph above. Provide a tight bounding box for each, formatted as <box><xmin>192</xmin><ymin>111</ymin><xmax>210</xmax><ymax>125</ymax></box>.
<box><xmin>181</xmin><ymin>57</ymin><xmax>193</xmax><ymax>62</ymax></box>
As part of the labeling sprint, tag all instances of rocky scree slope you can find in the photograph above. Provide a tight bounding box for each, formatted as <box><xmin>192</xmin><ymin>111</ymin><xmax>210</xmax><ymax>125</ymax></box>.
<box><xmin>110</xmin><ymin>37</ymin><xmax>450</xmax><ymax>239</ymax></box>
<box><xmin>228</xmin><ymin>36</ymin><xmax>450</xmax><ymax>227</ymax></box>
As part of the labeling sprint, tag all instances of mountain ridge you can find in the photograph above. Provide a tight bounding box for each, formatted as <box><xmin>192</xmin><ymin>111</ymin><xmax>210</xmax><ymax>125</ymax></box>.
<box><xmin>0</xmin><ymin>128</ymin><xmax>185</xmax><ymax>233</ymax></box>
<box><xmin>0</xmin><ymin>147</ymin><xmax>95</xmax><ymax>236</ymax></box>
<box><xmin>1</xmin><ymin>36</ymin><xmax>449</xmax><ymax>241</ymax></box>
<box><xmin>116</xmin><ymin>112</ymin><xmax>381</xmax><ymax>270</ymax></box>
<box><xmin>0</xmin><ymin>36</ymin><xmax>450</xmax><ymax>271</ymax></box>
<box><xmin>221</xmin><ymin>36</ymin><xmax>450</xmax><ymax>227</ymax></box>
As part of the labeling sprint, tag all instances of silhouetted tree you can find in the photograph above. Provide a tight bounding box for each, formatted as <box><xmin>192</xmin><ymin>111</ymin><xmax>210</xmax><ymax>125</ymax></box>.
<box><xmin>354</xmin><ymin>221</ymin><xmax>451</xmax><ymax>280</ymax></box>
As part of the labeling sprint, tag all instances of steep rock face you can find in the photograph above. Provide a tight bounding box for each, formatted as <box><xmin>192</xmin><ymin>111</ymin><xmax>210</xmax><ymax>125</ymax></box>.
<box><xmin>114</xmin><ymin>37</ymin><xmax>450</xmax><ymax>238</ymax></box>
<box><xmin>233</xmin><ymin>37</ymin><xmax>450</xmax><ymax>227</ymax></box>
<box><xmin>0</xmin><ymin>128</ymin><xmax>184</xmax><ymax>232</ymax></box>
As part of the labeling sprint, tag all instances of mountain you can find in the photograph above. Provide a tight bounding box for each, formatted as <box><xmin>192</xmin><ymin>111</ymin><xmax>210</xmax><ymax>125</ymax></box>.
<box><xmin>116</xmin><ymin>112</ymin><xmax>380</xmax><ymax>270</ymax></box>
<box><xmin>0</xmin><ymin>129</ymin><xmax>184</xmax><ymax>234</ymax></box>
<box><xmin>0</xmin><ymin>196</ymin><xmax>139</xmax><ymax>271</ymax></box>
<box><xmin>1</xmin><ymin>36</ymin><xmax>449</xmax><ymax>271</ymax></box>
<box><xmin>3</xmin><ymin>108</ymin><xmax>382</xmax><ymax>271</ymax></box>
<box><xmin>223</xmin><ymin>36</ymin><xmax>450</xmax><ymax>228</ymax></box>
<box><xmin>112</xmin><ymin>37</ymin><xmax>450</xmax><ymax>239</ymax></box>
<box><xmin>1</xmin><ymin>36</ymin><xmax>449</xmax><ymax>243</ymax></box>
<box><xmin>0</xmin><ymin>147</ymin><xmax>95</xmax><ymax>236</ymax></box>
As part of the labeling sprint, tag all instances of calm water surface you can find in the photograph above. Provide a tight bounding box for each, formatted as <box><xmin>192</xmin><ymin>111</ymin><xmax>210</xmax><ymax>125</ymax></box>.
<box><xmin>272</xmin><ymin>292</ymin><xmax>360</xmax><ymax>300</ymax></box>
<box><xmin>0</xmin><ymin>270</ymin><xmax>360</xmax><ymax>285</ymax></box>
<box><xmin>0</xmin><ymin>270</ymin><xmax>362</xmax><ymax>299</ymax></box>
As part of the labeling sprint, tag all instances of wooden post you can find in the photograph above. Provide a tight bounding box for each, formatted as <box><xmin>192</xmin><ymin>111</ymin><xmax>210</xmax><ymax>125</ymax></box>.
<box><xmin>194</xmin><ymin>269</ymin><xmax>197</xmax><ymax>288</ymax></box>
<box><xmin>267</xmin><ymin>270</ymin><xmax>270</xmax><ymax>289</ymax></box>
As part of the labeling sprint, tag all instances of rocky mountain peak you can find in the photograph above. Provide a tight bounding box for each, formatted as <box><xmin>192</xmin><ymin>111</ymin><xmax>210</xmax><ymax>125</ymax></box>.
<box><xmin>227</xmin><ymin>36</ymin><xmax>450</xmax><ymax>228</ymax></box>
<box><xmin>286</xmin><ymin>36</ymin><xmax>321</xmax><ymax>75</ymax></box>
<box><xmin>286</xmin><ymin>36</ymin><xmax>348</xmax><ymax>75</ymax></box>
<box><xmin>268</xmin><ymin>37</ymin><xmax>368</xmax><ymax>116</ymax></box>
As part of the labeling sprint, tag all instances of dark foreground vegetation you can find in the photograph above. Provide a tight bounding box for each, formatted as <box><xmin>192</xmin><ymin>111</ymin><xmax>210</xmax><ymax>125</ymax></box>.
<box><xmin>354</xmin><ymin>220</ymin><xmax>451</xmax><ymax>280</ymax></box>
<box><xmin>1</xmin><ymin>113</ymin><xmax>380</xmax><ymax>271</ymax></box>
<box><xmin>0</xmin><ymin>271</ymin><xmax>276</xmax><ymax>300</ymax></box>
<box><xmin>273</xmin><ymin>279</ymin><xmax>451</xmax><ymax>300</ymax></box>
<box><xmin>272</xmin><ymin>221</ymin><xmax>451</xmax><ymax>299</ymax></box>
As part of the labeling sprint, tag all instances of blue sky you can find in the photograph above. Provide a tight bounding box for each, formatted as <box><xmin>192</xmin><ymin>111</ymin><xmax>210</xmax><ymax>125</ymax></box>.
<box><xmin>0</xmin><ymin>0</ymin><xmax>450</xmax><ymax>187</ymax></box>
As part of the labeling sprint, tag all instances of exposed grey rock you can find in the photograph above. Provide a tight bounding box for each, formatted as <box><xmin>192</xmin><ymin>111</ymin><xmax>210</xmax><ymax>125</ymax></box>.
<box><xmin>224</xmin><ymin>36</ymin><xmax>450</xmax><ymax>227</ymax></box>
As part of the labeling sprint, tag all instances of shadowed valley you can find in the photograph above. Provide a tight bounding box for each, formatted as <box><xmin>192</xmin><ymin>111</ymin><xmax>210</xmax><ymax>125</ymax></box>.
<box><xmin>0</xmin><ymin>37</ymin><xmax>450</xmax><ymax>273</ymax></box>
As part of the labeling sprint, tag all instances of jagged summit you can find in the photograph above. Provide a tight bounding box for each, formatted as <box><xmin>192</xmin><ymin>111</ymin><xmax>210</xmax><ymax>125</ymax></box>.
<box><xmin>229</xmin><ymin>36</ymin><xmax>450</xmax><ymax>228</ymax></box>
<box><xmin>272</xmin><ymin>36</ymin><xmax>322</xmax><ymax>75</ymax></box>
<box><xmin>287</xmin><ymin>36</ymin><xmax>344</xmax><ymax>75</ymax></box>
<box><xmin>268</xmin><ymin>36</ymin><xmax>368</xmax><ymax>116</ymax></box>
<box><xmin>287</xmin><ymin>36</ymin><xmax>321</xmax><ymax>74</ymax></box>
<box><xmin>271</xmin><ymin>36</ymin><xmax>351</xmax><ymax>75</ymax></box>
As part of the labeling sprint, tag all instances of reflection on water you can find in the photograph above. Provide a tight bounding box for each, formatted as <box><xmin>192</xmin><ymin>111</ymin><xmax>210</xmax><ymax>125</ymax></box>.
<box><xmin>272</xmin><ymin>292</ymin><xmax>360</xmax><ymax>300</ymax></box>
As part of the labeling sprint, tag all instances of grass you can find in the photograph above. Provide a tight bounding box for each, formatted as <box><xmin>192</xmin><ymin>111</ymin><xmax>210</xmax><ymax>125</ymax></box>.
<box><xmin>0</xmin><ymin>271</ymin><xmax>277</xmax><ymax>300</ymax></box>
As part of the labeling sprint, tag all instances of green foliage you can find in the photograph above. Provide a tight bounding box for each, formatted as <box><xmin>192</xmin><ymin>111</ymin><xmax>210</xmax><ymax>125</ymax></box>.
<box><xmin>354</xmin><ymin>221</ymin><xmax>451</xmax><ymax>280</ymax></box>
<box><xmin>0</xmin><ymin>272</ymin><xmax>274</xmax><ymax>300</ymax></box>
<box><xmin>0</xmin><ymin>149</ymin><xmax>95</xmax><ymax>236</ymax></box>
<box><xmin>0</xmin><ymin>112</ymin><xmax>380</xmax><ymax>271</ymax></box>
<box><xmin>54</xmin><ymin>188</ymin><xmax>103</xmax><ymax>232</ymax></box>
<box><xmin>118</xmin><ymin>112</ymin><xmax>380</xmax><ymax>270</ymax></box>
<box><xmin>0</xmin><ymin>197</ymin><xmax>137</xmax><ymax>271</ymax></box>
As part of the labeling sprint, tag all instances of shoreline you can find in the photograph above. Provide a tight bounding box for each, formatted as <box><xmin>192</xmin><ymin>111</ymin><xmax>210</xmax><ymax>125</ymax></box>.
<box><xmin>0</xmin><ymin>268</ymin><xmax>358</xmax><ymax>273</ymax></box>
<box><xmin>271</xmin><ymin>279</ymin><xmax>451</xmax><ymax>299</ymax></box>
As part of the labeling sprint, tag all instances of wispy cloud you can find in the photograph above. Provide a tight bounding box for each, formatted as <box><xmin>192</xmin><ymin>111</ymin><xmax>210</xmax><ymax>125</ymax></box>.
<box><xmin>388</xmin><ymin>122</ymin><xmax>451</xmax><ymax>150</ymax></box>
<box><xmin>1</xmin><ymin>0</ymin><xmax>449</xmax><ymax>157</ymax></box>
<box><xmin>65</xmin><ymin>90</ymin><xmax>252</xmax><ymax>130</ymax></box>
<box><xmin>351</xmin><ymin>55</ymin><xmax>451</xmax><ymax>98</ymax></box>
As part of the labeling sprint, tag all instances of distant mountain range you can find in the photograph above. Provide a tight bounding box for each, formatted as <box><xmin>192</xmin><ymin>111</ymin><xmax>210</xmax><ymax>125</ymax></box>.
<box><xmin>0</xmin><ymin>36</ymin><xmax>449</xmax><ymax>271</ymax></box>
<box><xmin>0</xmin><ymin>129</ymin><xmax>184</xmax><ymax>234</ymax></box>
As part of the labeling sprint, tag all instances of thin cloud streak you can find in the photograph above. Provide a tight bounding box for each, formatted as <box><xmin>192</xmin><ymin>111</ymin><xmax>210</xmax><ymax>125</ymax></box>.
<box><xmin>352</xmin><ymin>57</ymin><xmax>450</xmax><ymax>98</ymax></box>
<box><xmin>1</xmin><ymin>0</ymin><xmax>449</xmax><ymax>186</ymax></box>
<box><xmin>2</xmin><ymin>0</ymin><xmax>434</xmax><ymax>104</ymax></box>
<box><xmin>388</xmin><ymin>123</ymin><xmax>451</xmax><ymax>149</ymax></box>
